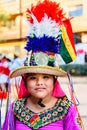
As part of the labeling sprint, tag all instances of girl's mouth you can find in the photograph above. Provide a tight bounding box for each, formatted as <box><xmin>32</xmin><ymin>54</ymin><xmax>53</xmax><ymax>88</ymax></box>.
<box><xmin>35</xmin><ymin>87</ymin><xmax>45</xmax><ymax>91</ymax></box>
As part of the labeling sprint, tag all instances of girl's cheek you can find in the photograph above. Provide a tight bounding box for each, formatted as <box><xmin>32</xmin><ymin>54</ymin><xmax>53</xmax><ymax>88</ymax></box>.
<box><xmin>27</xmin><ymin>81</ymin><xmax>35</xmax><ymax>89</ymax></box>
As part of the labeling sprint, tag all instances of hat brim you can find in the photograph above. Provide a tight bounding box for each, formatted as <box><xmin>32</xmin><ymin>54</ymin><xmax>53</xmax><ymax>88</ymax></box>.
<box><xmin>10</xmin><ymin>66</ymin><xmax>67</xmax><ymax>78</ymax></box>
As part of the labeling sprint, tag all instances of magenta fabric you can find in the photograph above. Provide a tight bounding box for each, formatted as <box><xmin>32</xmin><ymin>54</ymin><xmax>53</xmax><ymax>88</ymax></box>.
<box><xmin>18</xmin><ymin>79</ymin><xmax>30</xmax><ymax>98</ymax></box>
<box><xmin>52</xmin><ymin>80</ymin><xmax>65</xmax><ymax>97</ymax></box>
<box><xmin>15</xmin><ymin>105</ymin><xmax>80</xmax><ymax>130</ymax></box>
<box><xmin>15</xmin><ymin>119</ymin><xmax>63</xmax><ymax>130</ymax></box>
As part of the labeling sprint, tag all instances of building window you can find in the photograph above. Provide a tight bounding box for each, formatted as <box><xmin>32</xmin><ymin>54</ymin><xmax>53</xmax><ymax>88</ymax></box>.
<box><xmin>69</xmin><ymin>5</ymin><xmax>83</xmax><ymax>17</ymax></box>
<box><xmin>74</xmin><ymin>33</ymin><xmax>82</xmax><ymax>44</ymax></box>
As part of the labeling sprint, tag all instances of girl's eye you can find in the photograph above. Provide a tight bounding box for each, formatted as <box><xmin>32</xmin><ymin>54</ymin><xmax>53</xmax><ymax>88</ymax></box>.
<box><xmin>30</xmin><ymin>77</ymin><xmax>36</xmax><ymax>80</ymax></box>
<box><xmin>43</xmin><ymin>75</ymin><xmax>49</xmax><ymax>79</ymax></box>
<box><xmin>28</xmin><ymin>76</ymin><xmax>36</xmax><ymax>80</ymax></box>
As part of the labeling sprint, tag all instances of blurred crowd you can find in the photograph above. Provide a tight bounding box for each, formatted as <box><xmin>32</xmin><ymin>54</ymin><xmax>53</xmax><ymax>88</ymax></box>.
<box><xmin>0</xmin><ymin>53</ymin><xmax>23</xmax><ymax>93</ymax></box>
<box><xmin>0</xmin><ymin>53</ymin><xmax>23</xmax><ymax>126</ymax></box>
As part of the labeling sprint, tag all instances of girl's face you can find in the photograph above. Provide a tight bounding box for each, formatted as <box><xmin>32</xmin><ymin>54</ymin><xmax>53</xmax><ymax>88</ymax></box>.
<box><xmin>26</xmin><ymin>73</ymin><xmax>54</xmax><ymax>99</ymax></box>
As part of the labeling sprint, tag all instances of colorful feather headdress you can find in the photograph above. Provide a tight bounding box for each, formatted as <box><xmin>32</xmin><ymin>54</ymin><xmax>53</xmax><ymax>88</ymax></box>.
<box><xmin>25</xmin><ymin>0</ymin><xmax>76</xmax><ymax>63</ymax></box>
<box><xmin>10</xmin><ymin>0</ymin><xmax>76</xmax><ymax>78</ymax></box>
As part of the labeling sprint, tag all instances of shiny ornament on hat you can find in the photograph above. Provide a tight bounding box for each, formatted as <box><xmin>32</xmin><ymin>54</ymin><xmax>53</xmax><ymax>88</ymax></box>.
<box><xmin>34</xmin><ymin>52</ymin><xmax>49</xmax><ymax>65</ymax></box>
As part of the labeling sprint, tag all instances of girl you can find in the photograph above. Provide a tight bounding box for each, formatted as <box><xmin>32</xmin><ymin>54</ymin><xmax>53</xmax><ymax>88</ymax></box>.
<box><xmin>2</xmin><ymin>0</ymin><xmax>84</xmax><ymax>129</ymax></box>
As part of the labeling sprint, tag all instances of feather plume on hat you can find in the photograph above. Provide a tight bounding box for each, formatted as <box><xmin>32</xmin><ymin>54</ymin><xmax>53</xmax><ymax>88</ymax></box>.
<box><xmin>10</xmin><ymin>0</ymin><xmax>76</xmax><ymax>78</ymax></box>
<box><xmin>25</xmin><ymin>0</ymin><xmax>76</xmax><ymax>63</ymax></box>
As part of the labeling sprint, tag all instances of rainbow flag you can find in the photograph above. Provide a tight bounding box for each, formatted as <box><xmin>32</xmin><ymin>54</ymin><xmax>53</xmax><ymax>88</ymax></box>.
<box><xmin>60</xmin><ymin>19</ymin><xmax>77</xmax><ymax>64</ymax></box>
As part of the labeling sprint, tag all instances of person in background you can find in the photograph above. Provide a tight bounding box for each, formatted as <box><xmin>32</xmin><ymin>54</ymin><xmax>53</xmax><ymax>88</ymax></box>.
<box><xmin>2</xmin><ymin>0</ymin><xmax>84</xmax><ymax>130</ymax></box>
<box><xmin>10</xmin><ymin>53</ymin><xmax>23</xmax><ymax>71</ymax></box>
<box><xmin>85</xmin><ymin>52</ymin><xmax>87</xmax><ymax>63</ymax></box>
<box><xmin>0</xmin><ymin>62</ymin><xmax>10</xmax><ymax>92</ymax></box>
<box><xmin>0</xmin><ymin>65</ymin><xmax>10</xmax><ymax>127</ymax></box>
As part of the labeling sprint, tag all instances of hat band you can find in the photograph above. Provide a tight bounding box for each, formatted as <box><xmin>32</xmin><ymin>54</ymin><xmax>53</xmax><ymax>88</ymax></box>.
<box><xmin>24</xmin><ymin>51</ymin><xmax>55</xmax><ymax>67</ymax></box>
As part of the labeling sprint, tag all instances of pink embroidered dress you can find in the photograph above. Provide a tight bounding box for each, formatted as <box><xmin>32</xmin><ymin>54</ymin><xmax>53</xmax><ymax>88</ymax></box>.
<box><xmin>2</xmin><ymin>96</ymin><xmax>81</xmax><ymax>130</ymax></box>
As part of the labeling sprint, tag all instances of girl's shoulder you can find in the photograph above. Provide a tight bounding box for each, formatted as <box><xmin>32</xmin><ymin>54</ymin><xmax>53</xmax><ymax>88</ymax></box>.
<box><xmin>13</xmin><ymin>98</ymin><xmax>26</xmax><ymax>106</ymax></box>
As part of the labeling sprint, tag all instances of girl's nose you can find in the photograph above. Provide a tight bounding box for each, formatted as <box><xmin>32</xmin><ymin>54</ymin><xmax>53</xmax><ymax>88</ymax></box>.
<box><xmin>36</xmin><ymin>77</ymin><xmax>43</xmax><ymax>86</ymax></box>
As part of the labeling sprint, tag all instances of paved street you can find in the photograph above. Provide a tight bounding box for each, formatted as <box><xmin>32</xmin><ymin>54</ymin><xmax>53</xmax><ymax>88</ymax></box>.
<box><xmin>0</xmin><ymin>76</ymin><xmax>87</xmax><ymax>129</ymax></box>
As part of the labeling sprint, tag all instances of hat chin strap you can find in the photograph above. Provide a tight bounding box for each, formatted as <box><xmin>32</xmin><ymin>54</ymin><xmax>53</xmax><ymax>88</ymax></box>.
<box><xmin>38</xmin><ymin>98</ymin><xmax>45</xmax><ymax>107</ymax></box>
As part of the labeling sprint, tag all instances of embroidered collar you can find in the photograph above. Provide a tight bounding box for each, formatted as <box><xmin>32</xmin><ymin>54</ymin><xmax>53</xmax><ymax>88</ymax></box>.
<box><xmin>13</xmin><ymin>96</ymin><xmax>71</xmax><ymax>129</ymax></box>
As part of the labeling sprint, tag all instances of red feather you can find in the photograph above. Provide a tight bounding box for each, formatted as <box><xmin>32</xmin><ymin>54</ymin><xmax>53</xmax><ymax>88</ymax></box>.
<box><xmin>26</xmin><ymin>0</ymin><xmax>65</xmax><ymax>23</ymax></box>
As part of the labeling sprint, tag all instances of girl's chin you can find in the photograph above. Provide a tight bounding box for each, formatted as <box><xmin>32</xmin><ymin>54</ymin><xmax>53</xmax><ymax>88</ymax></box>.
<box><xmin>31</xmin><ymin>92</ymin><xmax>51</xmax><ymax>99</ymax></box>
<box><xmin>32</xmin><ymin>94</ymin><xmax>47</xmax><ymax>99</ymax></box>
<box><xmin>34</xmin><ymin>96</ymin><xmax>45</xmax><ymax>99</ymax></box>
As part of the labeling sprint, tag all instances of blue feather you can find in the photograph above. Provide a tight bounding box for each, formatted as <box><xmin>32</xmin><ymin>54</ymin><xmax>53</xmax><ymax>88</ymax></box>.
<box><xmin>24</xmin><ymin>35</ymin><xmax>60</xmax><ymax>53</ymax></box>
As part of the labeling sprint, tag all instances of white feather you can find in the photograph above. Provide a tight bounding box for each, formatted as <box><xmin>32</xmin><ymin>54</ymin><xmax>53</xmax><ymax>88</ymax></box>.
<box><xmin>27</xmin><ymin>14</ymin><xmax>61</xmax><ymax>38</ymax></box>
